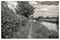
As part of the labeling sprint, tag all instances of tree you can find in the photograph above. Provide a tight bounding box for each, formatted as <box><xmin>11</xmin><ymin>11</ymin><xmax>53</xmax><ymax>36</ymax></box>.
<box><xmin>46</xmin><ymin>16</ymin><xmax>49</xmax><ymax>19</ymax></box>
<box><xmin>1</xmin><ymin>1</ymin><xmax>20</xmax><ymax>38</ymax></box>
<box><xmin>16</xmin><ymin>1</ymin><xmax>34</xmax><ymax>18</ymax></box>
<box><xmin>37</xmin><ymin>1</ymin><xmax>59</xmax><ymax>5</ymax></box>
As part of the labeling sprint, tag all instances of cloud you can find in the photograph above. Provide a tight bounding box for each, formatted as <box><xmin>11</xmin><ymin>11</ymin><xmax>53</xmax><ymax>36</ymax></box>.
<box><xmin>5</xmin><ymin>1</ymin><xmax>59</xmax><ymax>18</ymax></box>
<box><xmin>32</xmin><ymin>4</ymin><xmax>59</xmax><ymax>18</ymax></box>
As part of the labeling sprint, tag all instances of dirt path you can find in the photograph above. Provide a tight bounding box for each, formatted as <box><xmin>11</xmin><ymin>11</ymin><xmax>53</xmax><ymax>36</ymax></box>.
<box><xmin>28</xmin><ymin>19</ymin><xmax>33</xmax><ymax>38</ymax></box>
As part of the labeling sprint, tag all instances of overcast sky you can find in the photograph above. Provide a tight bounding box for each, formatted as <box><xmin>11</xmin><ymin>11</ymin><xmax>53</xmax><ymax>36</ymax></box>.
<box><xmin>6</xmin><ymin>1</ymin><xmax>59</xmax><ymax>18</ymax></box>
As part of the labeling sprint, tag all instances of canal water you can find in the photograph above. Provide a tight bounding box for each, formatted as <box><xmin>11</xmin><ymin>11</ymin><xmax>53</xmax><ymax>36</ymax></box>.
<box><xmin>41</xmin><ymin>21</ymin><xmax>57</xmax><ymax>31</ymax></box>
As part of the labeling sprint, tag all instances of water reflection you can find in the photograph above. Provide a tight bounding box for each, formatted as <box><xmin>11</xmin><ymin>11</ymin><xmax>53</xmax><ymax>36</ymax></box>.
<box><xmin>41</xmin><ymin>21</ymin><xmax>57</xmax><ymax>31</ymax></box>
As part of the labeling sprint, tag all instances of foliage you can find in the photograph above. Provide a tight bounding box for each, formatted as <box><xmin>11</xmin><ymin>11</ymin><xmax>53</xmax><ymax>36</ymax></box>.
<box><xmin>16</xmin><ymin>1</ymin><xmax>34</xmax><ymax>17</ymax></box>
<box><xmin>37</xmin><ymin>1</ymin><xmax>59</xmax><ymax>5</ymax></box>
<box><xmin>1</xmin><ymin>1</ymin><xmax>58</xmax><ymax>38</ymax></box>
<box><xmin>1</xmin><ymin>1</ymin><xmax>20</xmax><ymax>38</ymax></box>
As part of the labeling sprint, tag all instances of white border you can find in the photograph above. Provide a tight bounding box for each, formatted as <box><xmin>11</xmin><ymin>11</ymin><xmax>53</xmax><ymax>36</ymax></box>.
<box><xmin>0</xmin><ymin>0</ymin><xmax>59</xmax><ymax>40</ymax></box>
<box><xmin>0</xmin><ymin>0</ymin><xmax>59</xmax><ymax>1</ymax></box>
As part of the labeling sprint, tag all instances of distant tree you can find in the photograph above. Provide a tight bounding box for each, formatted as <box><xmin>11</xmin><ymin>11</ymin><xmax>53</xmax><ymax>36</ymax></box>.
<box><xmin>37</xmin><ymin>1</ymin><xmax>59</xmax><ymax>5</ymax></box>
<box><xmin>46</xmin><ymin>16</ymin><xmax>49</xmax><ymax>19</ymax></box>
<box><xmin>16</xmin><ymin>1</ymin><xmax>34</xmax><ymax>18</ymax></box>
<box><xmin>56</xmin><ymin>16</ymin><xmax>59</xmax><ymax>25</ymax></box>
<box><xmin>56</xmin><ymin>16</ymin><xmax>59</xmax><ymax>30</ymax></box>
<box><xmin>38</xmin><ymin>16</ymin><xmax>43</xmax><ymax>19</ymax></box>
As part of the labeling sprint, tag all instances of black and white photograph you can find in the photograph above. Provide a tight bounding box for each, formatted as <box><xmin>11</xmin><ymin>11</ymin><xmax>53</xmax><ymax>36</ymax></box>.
<box><xmin>1</xmin><ymin>1</ymin><xmax>59</xmax><ymax>39</ymax></box>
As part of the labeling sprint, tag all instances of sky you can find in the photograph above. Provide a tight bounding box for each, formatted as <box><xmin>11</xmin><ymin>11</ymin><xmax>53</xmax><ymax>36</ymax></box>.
<box><xmin>29</xmin><ymin>1</ymin><xmax>59</xmax><ymax>18</ymax></box>
<box><xmin>5</xmin><ymin>1</ymin><xmax>59</xmax><ymax>18</ymax></box>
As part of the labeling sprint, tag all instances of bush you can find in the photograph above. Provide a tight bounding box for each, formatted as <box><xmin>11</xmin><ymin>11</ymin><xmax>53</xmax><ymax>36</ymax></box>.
<box><xmin>1</xmin><ymin>1</ymin><xmax>20</xmax><ymax>38</ymax></box>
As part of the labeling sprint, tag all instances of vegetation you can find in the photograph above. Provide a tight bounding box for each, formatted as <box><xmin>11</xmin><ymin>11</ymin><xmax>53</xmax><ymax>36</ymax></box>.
<box><xmin>1</xmin><ymin>1</ymin><xmax>59</xmax><ymax>38</ymax></box>
<box><xmin>1</xmin><ymin>1</ymin><xmax>20</xmax><ymax>38</ymax></box>
<box><xmin>37</xmin><ymin>1</ymin><xmax>59</xmax><ymax>5</ymax></box>
<box><xmin>16</xmin><ymin>1</ymin><xmax>34</xmax><ymax>18</ymax></box>
<box><xmin>1</xmin><ymin>1</ymin><xmax>34</xmax><ymax>38</ymax></box>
